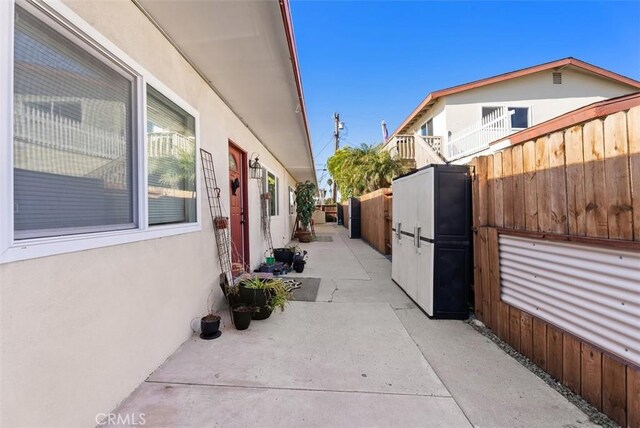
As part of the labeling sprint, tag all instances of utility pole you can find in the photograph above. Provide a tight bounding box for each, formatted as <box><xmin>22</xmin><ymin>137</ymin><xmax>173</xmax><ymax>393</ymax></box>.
<box><xmin>332</xmin><ymin>112</ymin><xmax>340</xmax><ymax>204</ymax></box>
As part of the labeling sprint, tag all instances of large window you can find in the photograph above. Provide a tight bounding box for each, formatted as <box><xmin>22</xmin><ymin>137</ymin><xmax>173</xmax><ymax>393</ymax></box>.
<box><xmin>3</xmin><ymin>3</ymin><xmax>199</xmax><ymax>262</ymax></box>
<box><xmin>13</xmin><ymin>5</ymin><xmax>136</xmax><ymax>238</ymax></box>
<box><xmin>147</xmin><ymin>86</ymin><xmax>196</xmax><ymax>225</ymax></box>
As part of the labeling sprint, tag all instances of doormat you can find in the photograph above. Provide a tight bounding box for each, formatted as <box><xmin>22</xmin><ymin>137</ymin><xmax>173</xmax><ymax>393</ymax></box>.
<box><xmin>314</xmin><ymin>235</ymin><xmax>333</xmax><ymax>242</ymax></box>
<box><xmin>281</xmin><ymin>277</ymin><xmax>321</xmax><ymax>302</ymax></box>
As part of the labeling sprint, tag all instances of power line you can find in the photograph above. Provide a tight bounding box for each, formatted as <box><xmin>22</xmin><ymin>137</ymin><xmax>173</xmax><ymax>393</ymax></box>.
<box><xmin>314</xmin><ymin>134</ymin><xmax>337</xmax><ymax>157</ymax></box>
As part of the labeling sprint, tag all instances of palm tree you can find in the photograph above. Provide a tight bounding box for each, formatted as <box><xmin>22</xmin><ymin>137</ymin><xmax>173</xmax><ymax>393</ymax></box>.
<box><xmin>327</xmin><ymin>143</ymin><xmax>406</xmax><ymax>199</ymax></box>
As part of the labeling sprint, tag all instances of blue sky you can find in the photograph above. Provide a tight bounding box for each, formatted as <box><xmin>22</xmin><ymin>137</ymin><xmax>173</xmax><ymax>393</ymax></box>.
<box><xmin>290</xmin><ymin>1</ymin><xmax>640</xmax><ymax>190</ymax></box>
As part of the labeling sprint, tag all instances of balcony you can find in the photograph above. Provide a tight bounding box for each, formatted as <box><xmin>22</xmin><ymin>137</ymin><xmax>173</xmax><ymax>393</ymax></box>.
<box><xmin>384</xmin><ymin>107</ymin><xmax>519</xmax><ymax>165</ymax></box>
<box><xmin>445</xmin><ymin>107</ymin><xmax>515</xmax><ymax>161</ymax></box>
<box><xmin>382</xmin><ymin>134</ymin><xmax>444</xmax><ymax>168</ymax></box>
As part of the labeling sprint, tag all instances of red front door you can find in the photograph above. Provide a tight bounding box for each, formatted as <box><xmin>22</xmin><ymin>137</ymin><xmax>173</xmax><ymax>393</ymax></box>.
<box><xmin>229</xmin><ymin>143</ymin><xmax>248</xmax><ymax>272</ymax></box>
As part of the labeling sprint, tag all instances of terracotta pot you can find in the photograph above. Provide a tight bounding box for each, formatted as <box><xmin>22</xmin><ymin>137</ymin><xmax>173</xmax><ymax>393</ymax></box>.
<box><xmin>298</xmin><ymin>231</ymin><xmax>312</xmax><ymax>243</ymax></box>
<box><xmin>214</xmin><ymin>217</ymin><xmax>228</xmax><ymax>229</ymax></box>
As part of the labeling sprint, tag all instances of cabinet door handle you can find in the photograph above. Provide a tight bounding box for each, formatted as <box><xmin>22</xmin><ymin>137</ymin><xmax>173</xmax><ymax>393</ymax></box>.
<box><xmin>416</xmin><ymin>227</ymin><xmax>421</xmax><ymax>249</ymax></box>
<box><xmin>396</xmin><ymin>222</ymin><xmax>402</xmax><ymax>240</ymax></box>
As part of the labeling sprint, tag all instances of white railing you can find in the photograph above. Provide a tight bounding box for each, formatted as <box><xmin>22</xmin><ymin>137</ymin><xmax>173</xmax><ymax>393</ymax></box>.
<box><xmin>396</xmin><ymin>134</ymin><xmax>416</xmax><ymax>160</ymax></box>
<box><xmin>446</xmin><ymin>107</ymin><xmax>514</xmax><ymax>160</ymax></box>
<box><xmin>418</xmin><ymin>135</ymin><xmax>442</xmax><ymax>155</ymax></box>
<box><xmin>147</xmin><ymin>132</ymin><xmax>194</xmax><ymax>158</ymax></box>
<box><xmin>382</xmin><ymin>134</ymin><xmax>445</xmax><ymax>168</ymax></box>
<box><xmin>382</xmin><ymin>134</ymin><xmax>414</xmax><ymax>160</ymax></box>
<box><xmin>14</xmin><ymin>106</ymin><xmax>194</xmax><ymax>161</ymax></box>
<box><xmin>14</xmin><ymin>106</ymin><xmax>126</xmax><ymax>159</ymax></box>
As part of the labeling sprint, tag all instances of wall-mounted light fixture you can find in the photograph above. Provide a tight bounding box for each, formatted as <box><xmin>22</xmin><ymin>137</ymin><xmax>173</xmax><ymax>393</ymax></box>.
<box><xmin>249</xmin><ymin>153</ymin><xmax>262</xmax><ymax>180</ymax></box>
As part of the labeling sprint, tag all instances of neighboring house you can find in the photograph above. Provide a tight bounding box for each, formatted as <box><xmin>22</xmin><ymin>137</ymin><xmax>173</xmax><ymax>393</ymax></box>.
<box><xmin>0</xmin><ymin>1</ymin><xmax>314</xmax><ymax>427</ymax></box>
<box><xmin>384</xmin><ymin>58</ymin><xmax>640</xmax><ymax>166</ymax></box>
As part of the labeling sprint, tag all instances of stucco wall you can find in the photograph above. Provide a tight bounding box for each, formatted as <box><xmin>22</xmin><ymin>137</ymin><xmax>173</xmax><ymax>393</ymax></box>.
<box><xmin>405</xmin><ymin>98</ymin><xmax>447</xmax><ymax>139</ymax></box>
<box><xmin>444</xmin><ymin>68</ymin><xmax>636</xmax><ymax>135</ymax></box>
<box><xmin>0</xmin><ymin>1</ymin><xmax>298</xmax><ymax>426</ymax></box>
<box><xmin>403</xmin><ymin>68</ymin><xmax>636</xmax><ymax>142</ymax></box>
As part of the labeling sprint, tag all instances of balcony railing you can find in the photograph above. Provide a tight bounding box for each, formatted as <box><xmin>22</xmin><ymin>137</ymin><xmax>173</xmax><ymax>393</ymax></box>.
<box><xmin>14</xmin><ymin>106</ymin><xmax>194</xmax><ymax>161</ymax></box>
<box><xmin>14</xmin><ymin>105</ymin><xmax>126</xmax><ymax>159</ymax></box>
<box><xmin>382</xmin><ymin>134</ymin><xmax>443</xmax><ymax>167</ymax></box>
<box><xmin>446</xmin><ymin>107</ymin><xmax>514</xmax><ymax>161</ymax></box>
<box><xmin>384</xmin><ymin>108</ymin><xmax>518</xmax><ymax>164</ymax></box>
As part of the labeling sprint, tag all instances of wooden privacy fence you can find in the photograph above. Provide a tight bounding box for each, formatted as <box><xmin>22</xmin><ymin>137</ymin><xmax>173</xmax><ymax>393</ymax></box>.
<box><xmin>359</xmin><ymin>188</ymin><xmax>392</xmax><ymax>255</ymax></box>
<box><xmin>470</xmin><ymin>104</ymin><xmax>640</xmax><ymax>427</ymax></box>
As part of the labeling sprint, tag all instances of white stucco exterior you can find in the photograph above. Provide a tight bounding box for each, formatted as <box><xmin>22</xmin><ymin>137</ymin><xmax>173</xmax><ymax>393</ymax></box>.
<box><xmin>398</xmin><ymin>66</ymin><xmax>639</xmax><ymax>166</ymax></box>
<box><xmin>0</xmin><ymin>1</ymin><xmax>306</xmax><ymax>426</ymax></box>
<box><xmin>443</xmin><ymin>68</ymin><xmax>636</xmax><ymax>135</ymax></box>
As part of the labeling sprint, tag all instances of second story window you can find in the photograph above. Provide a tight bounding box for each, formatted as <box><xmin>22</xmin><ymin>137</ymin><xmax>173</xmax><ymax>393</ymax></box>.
<box><xmin>419</xmin><ymin>119</ymin><xmax>434</xmax><ymax>136</ymax></box>
<box><xmin>482</xmin><ymin>106</ymin><xmax>529</xmax><ymax>129</ymax></box>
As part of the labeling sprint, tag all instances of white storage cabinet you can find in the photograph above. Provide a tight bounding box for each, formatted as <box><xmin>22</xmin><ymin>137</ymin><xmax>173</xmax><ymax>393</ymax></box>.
<box><xmin>392</xmin><ymin>164</ymin><xmax>471</xmax><ymax>319</ymax></box>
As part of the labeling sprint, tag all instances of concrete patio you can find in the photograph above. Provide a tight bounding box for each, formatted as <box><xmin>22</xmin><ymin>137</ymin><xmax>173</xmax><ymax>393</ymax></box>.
<box><xmin>110</xmin><ymin>224</ymin><xmax>598</xmax><ymax>427</ymax></box>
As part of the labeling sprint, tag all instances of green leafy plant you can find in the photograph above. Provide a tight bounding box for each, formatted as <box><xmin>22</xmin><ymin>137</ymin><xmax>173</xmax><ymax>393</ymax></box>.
<box><xmin>288</xmin><ymin>244</ymin><xmax>300</xmax><ymax>253</ymax></box>
<box><xmin>242</xmin><ymin>277</ymin><xmax>292</xmax><ymax>312</ymax></box>
<box><xmin>295</xmin><ymin>181</ymin><xmax>316</xmax><ymax>230</ymax></box>
<box><xmin>327</xmin><ymin>143</ymin><xmax>406</xmax><ymax>199</ymax></box>
<box><xmin>149</xmin><ymin>146</ymin><xmax>196</xmax><ymax>195</ymax></box>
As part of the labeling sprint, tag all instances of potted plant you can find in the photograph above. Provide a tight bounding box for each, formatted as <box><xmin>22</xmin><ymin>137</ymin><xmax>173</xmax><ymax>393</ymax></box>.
<box><xmin>293</xmin><ymin>250</ymin><xmax>308</xmax><ymax>273</ymax></box>
<box><xmin>273</xmin><ymin>245</ymin><xmax>299</xmax><ymax>264</ymax></box>
<box><xmin>231</xmin><ymin>305</ymin><xmax>253</xmax><ymax>330</ymax></box>
<box><xmin>200</xmin><ymin>282</ymin><xmax>224</xmax><ymax>340</ymax></box>
<box><xmin>239</xmin><ymin>276</ymin><xmax>292</xmax><ymax>320</ymax></box>
<box><xmin>295</xmin><ymin>181</ymin><xmax>316</xmax><ymax>243</ymax></box>
<box><xmin>200</xmin><ymin>313</ymin><xmax>222</xmax><ymax>340</ymax></box>
<box><xmin>214</xmin><ymin>217</ymin><xmax>228</xmax><ymax>230</ymax></box>
<box><xmin>239</xmin><ymin>276</ymin><xmax>272</xmax><ymax>320</ymax></box>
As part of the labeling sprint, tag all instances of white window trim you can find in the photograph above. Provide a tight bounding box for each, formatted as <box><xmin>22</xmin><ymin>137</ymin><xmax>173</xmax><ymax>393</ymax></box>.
<box><xmin>0</xmin><ymin>0</ymin><xmax>202</xmax><ymax>264</ymax></box>
<box><xmin>288</xmin><ymin>185</ymin><xmax>295</xmax><ymax>216</ymax></box>
<box><xmin>417</xmin><ymin>116</ymin><xmax>435</xmax><ymax>137</ymax></box>
<box><xmin>262</xmin><ymin>166</ymin><xmax>280</xmax><ymax>218</ymax></box>
<box><xmin>480</xmin><ymin>104</ymin><xmax>532</xmax><ymax>130</ymax></box>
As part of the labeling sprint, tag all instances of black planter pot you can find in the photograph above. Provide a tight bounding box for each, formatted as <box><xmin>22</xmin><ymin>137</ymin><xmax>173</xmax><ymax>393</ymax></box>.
<box><xmin>293</xmin><ymin>260</ymin><xmax>306</xmax><ymax>273</ymax></box>
<box><xmin>252</xmin><ymin>305</ymin><xmax>273</xmax><ymax>320</ymax></box>
<box><xmin>239</xmin><ymin>284</ymin><xmax>273</xmax><ymax>320</ymax></box>
<box><xmin>232</xmin><ymin>305</ymin><xmax>253</xmax><ymax>330</ymax></box>
<box><xmin>200</xmin><ymin>315</ymin><xmax>221</xmax><ymax>340</ymax></box>
<box><xmin>273</xmin><ymin>248</ymin><xmax>295</xmax><ymax>264</ymax></box>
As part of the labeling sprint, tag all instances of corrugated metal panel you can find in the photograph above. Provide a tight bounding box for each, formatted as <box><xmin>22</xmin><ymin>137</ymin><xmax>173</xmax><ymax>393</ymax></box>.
<box><xmin>499</xmin><ymin>235</ymin><xmax>640</xmax><ymax>366</ymax></box>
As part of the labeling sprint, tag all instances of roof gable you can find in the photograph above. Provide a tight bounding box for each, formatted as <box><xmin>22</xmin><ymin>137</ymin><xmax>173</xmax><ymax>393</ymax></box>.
<box><xmin>392</xmin><ymin>58</ymin><xmax>640</xmax><ymax>136</ymax></box>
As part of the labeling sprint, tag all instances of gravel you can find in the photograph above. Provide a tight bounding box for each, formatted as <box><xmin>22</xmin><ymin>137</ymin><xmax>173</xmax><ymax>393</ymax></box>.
<box><xmin>464</xmin><ymin>315</ymin><xmax>619</xmax><ymax>428</ymax></box>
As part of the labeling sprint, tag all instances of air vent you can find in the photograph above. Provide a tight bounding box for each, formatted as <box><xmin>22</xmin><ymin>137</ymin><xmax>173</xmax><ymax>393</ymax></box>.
<box><xmin>553</xmin><ymin>72</ymin><xmax>562</xmax><ymax>84</ymax></box>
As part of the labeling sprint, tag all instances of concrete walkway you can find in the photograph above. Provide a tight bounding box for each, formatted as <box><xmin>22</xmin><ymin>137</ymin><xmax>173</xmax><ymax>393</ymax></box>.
<box><xmin>111</xmin><ymin>224</ymin><xmax>597</xmax><ymax>427</ymax></box>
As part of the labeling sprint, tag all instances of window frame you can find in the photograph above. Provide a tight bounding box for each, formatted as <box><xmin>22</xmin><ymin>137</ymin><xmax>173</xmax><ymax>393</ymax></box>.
<box><xmin>418</xmin><ymin>117</ymin><xmax>434</xmax><ymax>137</ymax></box>
<box><xmin>264</xmin><ymin>169</ymin><xmax>279</xmax><ymax>217</ymax></box>
<box><xmin>289</xmin><ymin>186</ymin><xmax>295</xmax><ymax>215</ymax></box>
<box><xmin>0</xmin><ymin>0</ymin><xmax>201</xmax><ymax>264</ymax></box>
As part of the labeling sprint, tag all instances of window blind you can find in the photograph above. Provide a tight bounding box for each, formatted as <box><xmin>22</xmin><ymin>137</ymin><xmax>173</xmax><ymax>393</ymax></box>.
<box><xmin>13</xmin><ymin>5</ymin><xmax>135</xmax><ymax>238</ymax></box>
<box><xmin>146</xmin><ymin>85</ymin><xmax>196</xmax><ymax>225</ymax></box>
